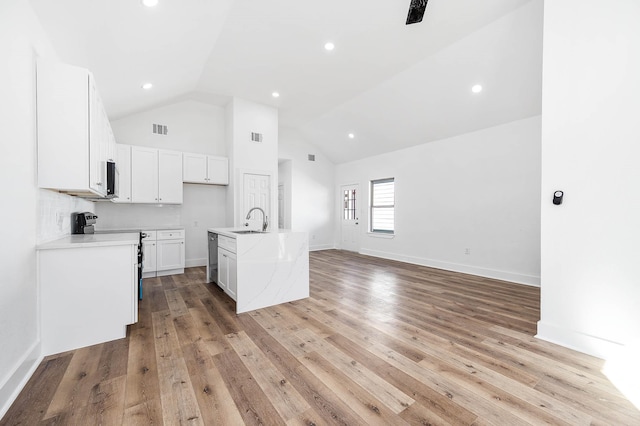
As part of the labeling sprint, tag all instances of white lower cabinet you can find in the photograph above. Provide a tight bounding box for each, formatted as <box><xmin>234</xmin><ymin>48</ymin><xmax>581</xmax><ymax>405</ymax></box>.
<box><xmin>142</xmin><ymin>240</ymin><xmax>157</xmax><ymax>276</ymax></box>
<box><xmin>142</xmin><ymin>229</ymin><xmax>184</xmax><ymax>278</ymax></box>
<box><xmin>218</xmin><ymin>247</ymin><xmax>237</xmax><ymax>301</ymax></box>
<box><xmin>157</xmin><ymin>230</ymin><xmax>185</xmax><ymax>271</ymax></box>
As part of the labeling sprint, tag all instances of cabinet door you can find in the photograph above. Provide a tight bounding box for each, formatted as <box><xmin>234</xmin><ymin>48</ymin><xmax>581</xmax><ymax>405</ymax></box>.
<box><xmin>131</xmin><ymin>146</ymin><xmax>158</xmax><ymax>203</ymax></box>
<box><xmin>157</xmin><ymin>239</ymin><xmax>185</xmax><ymax>271</ymax></box>
<box><xmin>88</xmin><ymin>75</ymin><xmax>107</xmax><ymax>196</ymax></box>
<box><xmin>218</xmin><ymin>248</ymin><xmax>229</xmax><ymax>292</ymax></box>
<box><xmin>207</xmin><ymin>156</ymin><xmax>229</xmax><ymax>185</ymax></box>
<box><xmin>183</xmin><ymin>152</ymin><xmax>207</xmax><ymax>183</ymax></box>
<box><xmin>142</xmin><ymin>240</ymin><xmax>157</xmax><ymax>273</ymax></box>
<box><xmin>113</xmin><ymin>144</ymin><xmax>131</xmax><ymax>203</ymax></box>
<box><xmin>158</xmin><ymin>149</ymin><xmax>183</xmax><ymax>204</ymax></box>
<box><xmin>227</xmin><ymin>250</ymin><xmax>237</xmax><ymax>300</ymax></box>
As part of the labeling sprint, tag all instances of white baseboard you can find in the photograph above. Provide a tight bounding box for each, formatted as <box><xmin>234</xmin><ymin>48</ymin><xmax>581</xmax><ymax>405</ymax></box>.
<box><xmin>536</xmin><ymin>320</ymin><xmax>621</xmax><ymax>360</ymax></box>
<box><xmin>310</xmin><ymin>244</ymin><xmax>335</xmax><ymax>252</ymax></box>
<box><xmin>0</xmin><ymin>341</ymin><xmax>42</xmax><ymax>420</ymax></box>
<box><xmin>186</xmin><ymin>258</ymin><xmax>206</xmax><ymax>268</ymax></box>
<box><xmin>359</xmin><ymin>248</ymin><xmax>540</xmax><ymax>287</ymax></box>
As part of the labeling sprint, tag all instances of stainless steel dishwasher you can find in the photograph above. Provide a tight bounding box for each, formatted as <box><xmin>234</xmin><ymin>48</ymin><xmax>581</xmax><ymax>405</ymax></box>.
<box><xmin>208</xmin><ymin>231</ymin><xmax>218</xmax><ymax>284</ymax></box>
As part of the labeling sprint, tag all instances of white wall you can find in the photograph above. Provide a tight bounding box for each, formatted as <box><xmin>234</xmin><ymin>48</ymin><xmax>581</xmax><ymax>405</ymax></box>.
<box><xmin>110</xmin><ymin>100</ymin><xmax>226</xmax><ymax>155</ymax></box>
<box><xmin>0</xmin><ymin>0</ymin><xmax>93</xmax><ymax>416</ymax></box>
<box><xmin>98</xmin><ymin>100</ymin><xmax>228</xmax><ymax>267</ymax></box>
<box><xmin>279</xmin><ymin>127</ymin><xmax>335</xmax><ymax>250</ymax></box>
<box><xmin>538</xmin><ymin>0</ymin><xmax>640</xmax><ymax>391</ymax></box>
<box><xmin>226</xmin><ymin>98</ymin><xmax>279</xmax><ymax>228</ymax></box>
<box><xmin>335</xmin><ymin>116</ymin><xmax>541</xmax><ymax>285</ymax></box>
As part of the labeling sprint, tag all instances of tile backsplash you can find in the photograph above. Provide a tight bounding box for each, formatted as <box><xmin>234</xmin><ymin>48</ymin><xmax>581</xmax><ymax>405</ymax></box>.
<box><xmin>37</xmin><ymin>189</ymin><xmax>94</xmax><ymax>243</ymax></box>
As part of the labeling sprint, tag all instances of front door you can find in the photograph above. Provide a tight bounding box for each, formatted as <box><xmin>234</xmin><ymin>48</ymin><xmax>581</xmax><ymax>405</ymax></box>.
<box><xmin>341</xmin><ymin>184</ymin><xmax>360</xmax><ymax>252</ymax></box>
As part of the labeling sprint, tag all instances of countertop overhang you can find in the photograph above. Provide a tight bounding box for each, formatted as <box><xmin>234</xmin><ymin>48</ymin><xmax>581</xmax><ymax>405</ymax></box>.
<box><xmin>37</xmin><ymin>233</ymin><xmax>140</xmax><ymax>250</ymax></box>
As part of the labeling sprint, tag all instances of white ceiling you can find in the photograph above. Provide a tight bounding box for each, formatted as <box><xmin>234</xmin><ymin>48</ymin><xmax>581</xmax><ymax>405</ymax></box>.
<box><xmin>29</xmin><ymin>0</ymin><xmax>542</xmax><ymax>164</ymax></box>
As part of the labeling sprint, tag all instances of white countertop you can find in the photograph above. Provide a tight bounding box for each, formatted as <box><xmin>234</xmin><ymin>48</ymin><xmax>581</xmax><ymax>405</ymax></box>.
<box><xmin>37</xmin><ymin>233</ymin><xmax>140</xmax><ymax>250</ymax></box>
<box><xmin>95</xmin><ymin>226</ymin><xmax>185</xmax><ymax>233</ymax></box>
<box><xmin>207</xmin><ymin>227</ymin><xmax>302</xmax><ymax>238</ymax></box>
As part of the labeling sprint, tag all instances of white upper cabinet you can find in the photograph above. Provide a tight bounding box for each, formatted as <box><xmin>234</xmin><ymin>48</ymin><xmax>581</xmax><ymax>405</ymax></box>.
<box><xmin>131</xmin><ymin>146</ymin><xmax>183</xmax><ymax>204</ymax></box>
<box><xmin>113</xmin><ymin>144</ymin><xmax>131</xmax><ymax>203</ymax></box>
<box><xmin>131</xmin><ymin>146</ymin><xmax>159</xmax><ymax>203</ymax></box>
<box><xmin>183</xmin><ymin>152</ymin><xmax>229</xmax><ymax>185</ymax></box>
<box><xmin>37</xmin><ymin>60</ymin><xmax>115</xmax><ymax>198</ymax></box>
<box><xmin>158</xmin><ymin>149</ymin><xmax>183</xmax><ymax>204</ymax></box>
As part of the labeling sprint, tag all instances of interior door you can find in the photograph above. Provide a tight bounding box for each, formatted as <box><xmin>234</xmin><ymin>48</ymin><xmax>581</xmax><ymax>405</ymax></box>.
<box><xmin>243</xmin><ymin>173</ymin><xmax>270</xmax><ymax>229</ymax></box>
<box><xmin>341</xmin><ymin>184</ymin><xmax>360</xmax><ymax>252</ymax></box>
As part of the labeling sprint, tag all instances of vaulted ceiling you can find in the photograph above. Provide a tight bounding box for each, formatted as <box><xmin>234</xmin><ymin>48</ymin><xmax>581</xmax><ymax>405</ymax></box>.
<box><xmin>29</xmin><ymin>0</ymin><xmax>542</xmax><ymax>163</ymax></box>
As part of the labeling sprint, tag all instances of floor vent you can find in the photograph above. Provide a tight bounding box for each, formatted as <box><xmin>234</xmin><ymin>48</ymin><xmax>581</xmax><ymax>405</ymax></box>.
<box><xmin>153</xmin><ymin>124</ymin><xmax>168</xmax><ymax>135</ymax></box>
<box><xmin>251</xmin><ymin>132</ymin><xmax>263</xmax><ymax>142</ymax></box>
<box><xmin>308</xmin><ymin>154</ymin><xmax>316</xmax><ymax>161</ymax></box>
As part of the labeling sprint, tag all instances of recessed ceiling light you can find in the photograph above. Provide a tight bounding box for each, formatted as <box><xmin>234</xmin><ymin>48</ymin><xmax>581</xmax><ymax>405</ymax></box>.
<box><xmin>142</xmin><ymin>0</ymin><xmax>158</xmax><ymax>7</ymax></box>
<box><xmin>348</xmin><ymin>133</ymin><xmax>355</xmax><ymax>139</ymax></box>
<box><xmin>142</xmin><ymin>83</ymin><xmax>153</xmax><ymax>90</ymax></box>
<box><xmin>324</xmin><ymin>42</ymin><xmax>335</xmax><ymax>51</ymax></box>
<box><xmin>272</xmin><ymin>92</ymin><xmax>280</xmax><ymax>98</ymax></box>
<box><xmin>472</xmin><ymin>84</ymin><xmax>483</xmax><ymax>93</ymax></box>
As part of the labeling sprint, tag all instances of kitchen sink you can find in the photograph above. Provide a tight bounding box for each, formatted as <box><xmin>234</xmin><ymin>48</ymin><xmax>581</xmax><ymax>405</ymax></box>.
<box><xmin>231</xmin><ymin>230</ymin><xmax>265</xmax><ymax>234</ymax></box>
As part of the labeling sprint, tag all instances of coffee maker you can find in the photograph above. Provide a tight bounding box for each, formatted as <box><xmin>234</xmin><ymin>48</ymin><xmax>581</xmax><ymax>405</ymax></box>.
<box><xmin>71</xmin><ymin>212</ymin><xmax>98</xmax><ymax>234</ymax></box>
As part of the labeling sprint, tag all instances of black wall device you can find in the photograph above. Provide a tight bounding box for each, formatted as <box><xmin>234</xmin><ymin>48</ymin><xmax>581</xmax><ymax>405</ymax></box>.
<box><xmin>406</xmin><ymin>0</ymin><xmax>429</xmax><ymax>25</ymax></box>
<box><xmin>553</xmin><ymin>191</ymin><xmax>564</xmax><ymax>205</ymax></box>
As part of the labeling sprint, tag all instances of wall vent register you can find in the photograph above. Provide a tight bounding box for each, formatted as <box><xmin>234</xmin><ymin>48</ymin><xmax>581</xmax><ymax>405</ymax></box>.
<box><xmin>152</xmin><ymin>124</ymin><xmax>168</xmax><ymax>135</ymax></box>
<box><xmin>251</xmin><ymin>132</ymin><xmax>263</xmax><ymax>142</ymax></box>
<box><xmin>308</xmin><ymin>154</ymin><xmax>316</xmax><ymax>161</ymax></box>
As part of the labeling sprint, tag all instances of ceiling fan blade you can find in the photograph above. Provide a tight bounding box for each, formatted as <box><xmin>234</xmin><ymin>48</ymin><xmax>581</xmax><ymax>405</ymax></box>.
<box><xmin>406</xmin><ymin>0</ymin><xmax>429</xmax><ymax>25</ymax></box>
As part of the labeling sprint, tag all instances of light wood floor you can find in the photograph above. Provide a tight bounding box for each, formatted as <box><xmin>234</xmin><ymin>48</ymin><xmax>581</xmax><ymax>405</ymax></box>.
<box><xmin>3</xmin><ymin>250</ymin><xmax>639</xmax><ymax>425</ymax></box>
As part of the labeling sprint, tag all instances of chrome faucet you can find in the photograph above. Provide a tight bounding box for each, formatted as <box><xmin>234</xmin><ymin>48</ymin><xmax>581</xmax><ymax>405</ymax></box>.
<box><xmin>245</xmin><ymin>207</ymin><xmax>268</xmax><ymax>232</ymax></box>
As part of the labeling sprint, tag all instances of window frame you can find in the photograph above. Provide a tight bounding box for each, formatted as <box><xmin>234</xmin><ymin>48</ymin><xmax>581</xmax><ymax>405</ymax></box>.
<box><xmin>369</xmin><ymin>177</ymin><xmax>395</xmax><ymax>235</ymax></box>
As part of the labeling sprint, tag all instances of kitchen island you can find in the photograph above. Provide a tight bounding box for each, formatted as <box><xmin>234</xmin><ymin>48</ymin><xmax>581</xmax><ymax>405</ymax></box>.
<box><xmin>207</xmin><ymin>228</ymin><xmax>309</xmax><ymax>313</ymax></box>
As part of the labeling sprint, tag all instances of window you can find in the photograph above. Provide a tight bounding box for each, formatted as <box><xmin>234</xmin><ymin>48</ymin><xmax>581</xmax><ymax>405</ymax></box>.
<box><xmin>370</xmin><ymin>178</ymin><xmax>395</xmax><ymax>233</ymax></box>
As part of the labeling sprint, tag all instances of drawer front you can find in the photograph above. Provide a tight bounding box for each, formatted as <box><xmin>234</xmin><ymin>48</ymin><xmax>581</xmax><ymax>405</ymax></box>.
<box><xmin>157</xmin><ymin>229</ymin><xmax>185</xmax><ymax>240</ymax></box>
<box><xmin>218</xmin><ymin>235</ymin><xmax>237</xmax><ymax>253</ymax></box>
<box><xmin>141</xmin><ymin>230</ymin><xmax>156</xmax><ymax>241</ymax></box>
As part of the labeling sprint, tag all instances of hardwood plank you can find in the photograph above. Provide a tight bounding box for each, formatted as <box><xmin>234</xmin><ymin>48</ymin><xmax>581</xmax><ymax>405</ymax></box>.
<box><xmin>43</xmin><ymin>345</ymin><xmax>105</xmax><ymax>420</ymax></box>
<box><xmin>152</xmin><ymin>310</ymin><xmax>204</xmax><ymax>425</ymax></box>
<box><xmin>227</xmin><ymin>330</ymin><xmax>311</xmax><ymax>421</ymax></box>
<box><xmin>75</xmin><ymin>376</ymin><xmax>127</xmax><ymax>425</ymax></box>
<box><xmin>181</xmin><ymin>342</ymin><xmax>245</xmax><ymax>425</ymax></box>
<box><xmin>299</xmin><ymin>350</ymin><xmax>409</xmax><ymax>426</ymax></box>
<box><xmin>0</xmin><ymin>354</ymin><xmax>73</xmax><ymax>425</ymax></box>
<box><xmin>236</xmin><ymin>313</ymin><xmax>367</xmax><ymax>426</ymax></box>
<box><xmin>213</xmin><ymin>349</ymin><xmax>284</xmax><ymax>426</ymax></box>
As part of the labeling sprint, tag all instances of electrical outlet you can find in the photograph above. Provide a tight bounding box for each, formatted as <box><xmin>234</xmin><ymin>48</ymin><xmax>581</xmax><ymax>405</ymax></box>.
<box><xmin>193</xmin><ymin>221</ymin><xmax>198</xmax><ymax>227</ymax></box>
<box><xmin>312</xmin><ymin>235</ymin><xmax>316</xmax><ymax>240</ymax></box>
<box><xmin>464</xmin><ymin>248</ymin><xmax>471</xmax><ymax>255</ymax></box>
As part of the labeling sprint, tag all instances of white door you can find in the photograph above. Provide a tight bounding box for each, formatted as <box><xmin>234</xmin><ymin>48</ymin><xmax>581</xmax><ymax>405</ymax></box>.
<box><xmin>243</xmin><ymin>173</ymin><xmax>270</xmax><ymax>229</ymax></box>
<box><xmin>278</xmin><ymin>184</ymin><xmax>285</xmax><ymax>229</ymax></box>
<box><xmin>341</xmin><ymin>184</ymin><xmax>360</xmax><ymax>252</ymax></box>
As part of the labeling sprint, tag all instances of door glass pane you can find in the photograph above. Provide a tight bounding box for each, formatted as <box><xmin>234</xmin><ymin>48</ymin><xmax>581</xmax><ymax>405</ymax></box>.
<box><xmin>343</xmin><ymin>189</ymin><xmax>356</xmax><ymax>220</ymax></box>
